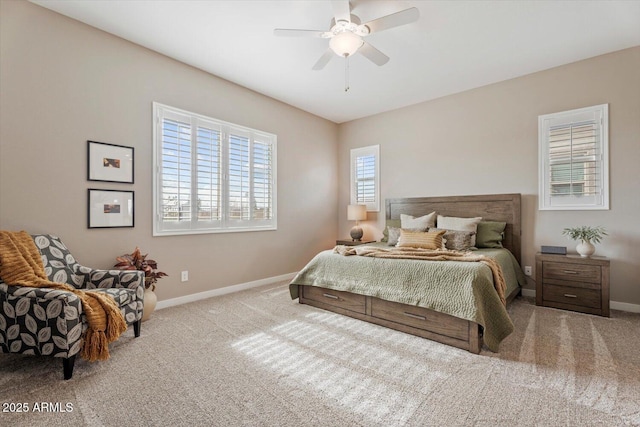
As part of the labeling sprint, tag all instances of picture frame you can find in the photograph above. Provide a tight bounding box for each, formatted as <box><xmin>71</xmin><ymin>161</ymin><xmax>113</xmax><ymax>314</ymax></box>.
<box><xmin>87</xmin><ymin>140</ymin><xmax>134</xmax><ymax>183</ymax></box>
<box><xmin>88</xmin><ymin>189</ymin><xmax>134</xmax><ymax>228</ymax></box>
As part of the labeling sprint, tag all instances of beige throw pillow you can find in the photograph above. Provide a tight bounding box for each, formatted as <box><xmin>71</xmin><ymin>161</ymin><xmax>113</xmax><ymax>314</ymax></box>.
<box><xmin>436</xmin><ymin>215</ymin><xmax>482</xmax><ymax>247</ymax></box>
<box><xmin>396</xmin><ymin>229</ymin><xmax>446</xmax><ymax>250</ymax></box>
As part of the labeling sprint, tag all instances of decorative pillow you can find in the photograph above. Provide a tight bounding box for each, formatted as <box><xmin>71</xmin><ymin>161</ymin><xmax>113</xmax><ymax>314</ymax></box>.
<box><xmin>400</xmin><ymin>212</ymin><xmax>436</xmax><ymax>231</ymax></box>
<box><xmin>430</xmin><ymin>228</ymin><xmax>476</xmax><ymax>251</ymax></box>
<box><xmin>436</xmin><ymin>215</ymin><xmax>482</xmax><ymax>247</ymax></box>
<box><xmin>396</xmin><ymin>229</ymin><xmax>446</xmax><ymax>250</ymax></box>
<box><xmin>387</xmin><ymin>227</ymin><xmax>402</xmax><ymax>246</ymax></box>
<box><xmin>476</xmin><ymin>221</ymin><xmax>506</xmax><ymax>248</ymax></box>
<box><xmin>381</xmin><ymin>219</ymin><xmax>401</xmax><ymax>243</ymax></box>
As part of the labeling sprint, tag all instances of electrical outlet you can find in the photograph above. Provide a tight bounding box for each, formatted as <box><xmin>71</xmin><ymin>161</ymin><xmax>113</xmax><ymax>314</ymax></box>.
<box><xmin>181</xmin><ymin>271</ymin><xmax>189</xmax><ymax>282</ymax></box>
<box><xmin>524</xmin><ymin>266</ymin><xmax>532</xmax><ymax>276</ymax></box>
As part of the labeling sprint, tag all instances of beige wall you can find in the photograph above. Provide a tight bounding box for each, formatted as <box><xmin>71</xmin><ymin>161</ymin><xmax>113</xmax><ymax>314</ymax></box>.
<box><xmin>0</xmin><ymin>0</ymin><xmax>338</xmax><ymax>301</ymax></box>
<box><xmin>338</xmin><ymin>47</ymin><xmax>640</xmax><ymax>306</ymax></box>
<box><xmin>2</xmin><ymin>1</ymin><xmax>639</xmax><ymax>307</ymax></box>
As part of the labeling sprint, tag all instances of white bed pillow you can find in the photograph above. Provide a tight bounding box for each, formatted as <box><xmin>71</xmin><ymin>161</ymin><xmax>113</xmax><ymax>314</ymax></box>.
<box><xmin>400</xmin><ymin>212</ymin><xmax>436</xmax><ymax>231</ymax></box>
<box><xmin>436</xmin><ymin>215</ymin><xmax>482</xmax><ymax>247</ymax></box>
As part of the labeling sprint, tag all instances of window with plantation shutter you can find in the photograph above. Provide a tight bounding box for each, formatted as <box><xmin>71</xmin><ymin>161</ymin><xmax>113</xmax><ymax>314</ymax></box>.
<box><xmin>153</xmin><ymin>103</ymin><xmax>276</xmax><ymax>235</ymax></box>
<box><xmin>350</xmin><ymin>145</ymin><xmax>380</xmax><ymax>212</ymax></box>
<box><xmin>538</xmin><ymin>104</ymin><xmax>608</xmax><ymax>210</ymax></box>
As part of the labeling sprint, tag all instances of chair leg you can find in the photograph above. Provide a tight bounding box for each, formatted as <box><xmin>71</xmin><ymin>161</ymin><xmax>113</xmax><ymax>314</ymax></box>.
<box><xmin>63</xmin><ymin>355</ymin><xmax>76</xmax><ymax>380</ymax></box>
<box><xmin>133</xmin><ymin>319</ymin><xmax>141</xmax><ymax>337</ymax></box>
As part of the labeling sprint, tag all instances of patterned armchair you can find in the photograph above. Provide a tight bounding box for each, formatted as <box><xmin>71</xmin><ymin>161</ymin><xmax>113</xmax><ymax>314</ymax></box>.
<box><xmin>0</xmin><ymin>234</ymin><xmax>144</xmax><ymax>379</ymax></box>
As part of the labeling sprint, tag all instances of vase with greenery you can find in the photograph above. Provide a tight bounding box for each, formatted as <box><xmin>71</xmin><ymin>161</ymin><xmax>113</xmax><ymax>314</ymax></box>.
<box><xmin>114</xmin><ymin>247</ymin><xmax>167</xmax><ymax>321</ymax></box>
<box><xmin>562</xmin><ymin>226</ymin><xmax>607</xmax><ymax>257</ymax></box>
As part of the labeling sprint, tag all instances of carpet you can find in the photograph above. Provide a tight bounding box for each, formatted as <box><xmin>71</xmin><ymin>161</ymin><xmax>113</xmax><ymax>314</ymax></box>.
<box><xmin>1</xmin><ymin>281</ymin><xmax>639</xmax><ymax>426</ymax></box>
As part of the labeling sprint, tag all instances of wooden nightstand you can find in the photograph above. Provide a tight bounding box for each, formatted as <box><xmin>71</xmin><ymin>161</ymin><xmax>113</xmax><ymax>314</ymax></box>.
<box><xmin>535</xmin><ymin>253</ymin><xmax>610</xmax><ymax>317</ymax></box>
<box><xmin>336</xmin><ymin>240</ymin><xmax>375</xmax><ymax>246</ymax></box>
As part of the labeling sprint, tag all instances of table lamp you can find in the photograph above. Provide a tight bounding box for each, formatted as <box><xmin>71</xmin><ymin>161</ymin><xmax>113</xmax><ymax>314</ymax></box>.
<box><xmin>347</xmin><ymin>204</ymin><xmax>367</xmax><ymax>241</ymax></box>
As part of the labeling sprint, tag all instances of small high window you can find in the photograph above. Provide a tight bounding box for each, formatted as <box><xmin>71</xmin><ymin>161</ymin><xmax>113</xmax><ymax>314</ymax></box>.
<box><xmin>350</xmin><ymin>145</ymin><xmax>380</xmax><ymax>212</ymax></box>
<box><xmin>538</xmin><ymin>104</ymin><xmax>609</xmax><ymax>210</ymax></box>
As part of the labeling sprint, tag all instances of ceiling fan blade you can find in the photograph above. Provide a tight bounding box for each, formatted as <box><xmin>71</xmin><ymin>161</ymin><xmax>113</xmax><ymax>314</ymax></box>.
<box><xmin>359</xmin><ymin>42</ymin><xmax>389</xmax><ymax>66</ymax></box>
<box><xmin>331</xmin><ymin>0</ymin><xmax>351</xmax><ymax>23</ymax></box>
<box><xmin>312</xmin><ymin>48</ymin><xmax>335</xmax><ymax>70</ymax></box>
<box><xmin>274</xmin><ymin>29</ymin><xmax>327</xmax><ymax>38</ymax></box>
<box><xmin>363</xmin><ymin>7</ymin><xmax>419</xmax><ymax>34</ymax></box>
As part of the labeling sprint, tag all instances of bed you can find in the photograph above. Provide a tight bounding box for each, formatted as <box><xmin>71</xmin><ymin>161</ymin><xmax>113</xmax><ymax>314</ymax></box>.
<box><xmin>289</xmin><ymin>193</ymin><xmax>524</xmax><ymax>353</ymax></box>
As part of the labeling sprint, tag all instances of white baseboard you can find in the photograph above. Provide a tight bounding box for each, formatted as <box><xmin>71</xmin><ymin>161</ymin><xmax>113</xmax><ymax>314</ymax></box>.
<box><xmin>518</xmin><ymin>288</ymin><xmax>640</xmax><ymax>313</ymax></box>
<box><xmin>155</xmin><ymin>272</ymin><xmax>297</xmax><ymax>310</ymax></box>
<box><xmin>155</xmin><ymin>277</ymin><xmax>640</xmax><ymax>314</ymax></box>
<box><xmin>610</xmin><ymin>300</ymin><xmax>640</xmax><ymax>313</ymax></box>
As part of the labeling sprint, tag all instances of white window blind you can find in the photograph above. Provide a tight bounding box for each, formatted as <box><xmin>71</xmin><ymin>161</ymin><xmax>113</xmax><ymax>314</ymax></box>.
<box><xmin>195</xmin><ymin>125</ymin><xmax>221</xmax><ymax>223</ymax></box>
<box><xmin>539</xmin><ymin>104</ymin><xmax>608</xmax><ymax>210</ymax></box>
<box><xmin>153</xmin><ymin>103</ymin><xmax>277</xmax><ymax>235</ymax></box>
<box><xmin>350</xmin><ymin>145</ymin><xmax>380</xmax><ymax>212</ymax></box>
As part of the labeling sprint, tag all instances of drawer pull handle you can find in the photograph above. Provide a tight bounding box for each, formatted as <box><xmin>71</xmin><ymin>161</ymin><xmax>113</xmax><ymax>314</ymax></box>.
<box><xmin>322</xmin><ymin>293</ymin><xmax>339</xmax><ymax>300</ymax></box>
<box><xmin>563</xmin><ymin>294</ymin><xmax>578</xmax><ymax>298</ymax></box>
<box><xmin>562</xmin><ymin>270</ymin><xmax>579</xmax><ymax>274</ymax></box>
<box><xmin>403</xmin><ymin>312</ymin><xmax>426</xmax><ymax>321</ymax></box>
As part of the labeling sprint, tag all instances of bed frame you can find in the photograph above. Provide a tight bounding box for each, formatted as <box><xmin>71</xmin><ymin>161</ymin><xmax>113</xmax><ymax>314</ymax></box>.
<box><xmin>297</xmin><ymin>193</ymin><xmax>522</xmax><ymax>353</ymax></box>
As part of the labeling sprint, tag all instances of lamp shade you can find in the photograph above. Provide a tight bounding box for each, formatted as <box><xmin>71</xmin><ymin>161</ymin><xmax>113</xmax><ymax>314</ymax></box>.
<box><xmin>330</xmin><ymin>31</ymin><xmax>363</xmax><ymax>57</ymax></box>
<box><xmin>347</xmin><ymin>204</ymin><xmax>367</xmax><ymax>221</ymax></box>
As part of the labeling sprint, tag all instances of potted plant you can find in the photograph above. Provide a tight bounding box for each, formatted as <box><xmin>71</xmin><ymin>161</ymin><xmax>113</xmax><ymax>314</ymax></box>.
<box><xmin>114</xmin><ymin>247</ymin><xmax>167</xmax><ymax>321</ymax></box>
<box><xmin>562</xmin><ymin>226</ymin><xmax>607</xmax><ymax>257</ymax></box>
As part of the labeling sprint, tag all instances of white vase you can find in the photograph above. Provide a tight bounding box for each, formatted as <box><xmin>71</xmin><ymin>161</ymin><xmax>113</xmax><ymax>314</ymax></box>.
<box><xmin>576</xmin><ymin>240</ymin><xmax>595</xmax><ymax>258</ymax></box>
<box><xmin>142</xmin><ymin>288</ymin><xmax>157</xmax><ymax>322</ymax></box>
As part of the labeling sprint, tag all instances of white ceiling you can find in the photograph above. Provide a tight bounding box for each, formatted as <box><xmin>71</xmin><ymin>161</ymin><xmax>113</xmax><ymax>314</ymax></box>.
<box><xmin>31</xmin><ymin>0</ymin><xmax>640</xmax><ymax>124</ymax></box>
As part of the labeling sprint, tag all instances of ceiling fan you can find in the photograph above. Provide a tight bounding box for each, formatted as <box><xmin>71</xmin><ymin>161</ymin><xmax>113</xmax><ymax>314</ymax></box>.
<box><xmin>274</xmin><ymin>1</ymin><xmax>419</xmax><ymax>90</ymax></box>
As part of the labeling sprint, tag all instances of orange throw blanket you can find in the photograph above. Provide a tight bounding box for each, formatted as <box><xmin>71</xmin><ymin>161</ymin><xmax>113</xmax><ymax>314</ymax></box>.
<box><xmin>0</xmin><ymin>231</ymin><xmax>127</xmax><ymax>361</ymax></box>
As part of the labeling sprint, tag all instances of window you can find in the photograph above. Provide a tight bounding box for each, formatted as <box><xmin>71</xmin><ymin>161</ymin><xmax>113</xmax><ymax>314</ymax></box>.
<box><xmin>350</xmin><ymin>145</ymin><xmax>380</xmax><ymax>212</ymax></box>
<box><xmin>153</xmin><ymin>103</ymin><xmax>276</xmax><ymax>235</ymax></box>
<box><xmin>538</xmin><ymin>104</ymin><xmax>609</xmax><ymax>210</ymax></box>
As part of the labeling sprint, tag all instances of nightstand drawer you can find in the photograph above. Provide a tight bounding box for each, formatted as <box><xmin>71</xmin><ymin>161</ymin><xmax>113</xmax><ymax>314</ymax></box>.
<box><xmin>301</xmin><ymin>286</ymin><xmax>366</xmax><ymax>314</ymax></box>
<box><xmin>543</xmin><ymin>284</ymin><xmax>601</xmax><ymax>308</ymax></box>
<box><xmin>543</xmin><ymin>262</ymin><xmax>601</xmax><ymax>284</ymax></box>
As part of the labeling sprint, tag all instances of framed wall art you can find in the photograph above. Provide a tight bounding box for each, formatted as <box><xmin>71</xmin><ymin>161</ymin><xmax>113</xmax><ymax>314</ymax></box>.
<box><xmin>88</xmin><ymin>189</ymin><xmax>134</xmax><ymax>228</ymax></box>
<box><xmin>87</xmin><ymin>140</ymin><xmax>134</xmax><ymax>183</ymax></box>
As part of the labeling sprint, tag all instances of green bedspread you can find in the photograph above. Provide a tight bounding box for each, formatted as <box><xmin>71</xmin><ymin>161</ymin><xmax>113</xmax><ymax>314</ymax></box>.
<box><xmin>289</xmin><ymin>244</ymin><xmax>526</xmax><ymax>352</ymax></box>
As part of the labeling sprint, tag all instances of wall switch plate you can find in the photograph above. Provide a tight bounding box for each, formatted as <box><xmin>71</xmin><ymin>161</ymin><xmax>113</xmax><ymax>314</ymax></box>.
<box><xmin>181</xmin><ymin>271</ymin><xmax>189</xmax><ymax>282</ymax></box>
<box><xmin>524</xmin><ymin>266</ymin><xmax>532</xmax><ymax>276</ymax></box>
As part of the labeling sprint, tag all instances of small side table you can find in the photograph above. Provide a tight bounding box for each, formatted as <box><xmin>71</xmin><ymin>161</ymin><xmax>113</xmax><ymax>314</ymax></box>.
<box><xmin>336</xmin><ymin>240</ymin><xmax>375</xmax><ymax>246</ymax></box>
<box><xmin>535</xmin><ymin>253</ymin><xmax>610</xmax><ymax>317</ymax></box>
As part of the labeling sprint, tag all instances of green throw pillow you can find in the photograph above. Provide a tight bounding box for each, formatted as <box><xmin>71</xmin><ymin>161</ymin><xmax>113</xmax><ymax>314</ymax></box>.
<box><xmin>476</xmin><ymin>221</ymin><xmax>506</xmax><ymax>248</ymax></box>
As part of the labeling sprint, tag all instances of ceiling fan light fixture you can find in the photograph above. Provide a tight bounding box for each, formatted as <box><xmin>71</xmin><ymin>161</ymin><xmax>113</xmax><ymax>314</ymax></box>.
<box><xmin>329</xmin><ymin>31</ymin><xmax>363</xmax><ymax>57</ymax></box>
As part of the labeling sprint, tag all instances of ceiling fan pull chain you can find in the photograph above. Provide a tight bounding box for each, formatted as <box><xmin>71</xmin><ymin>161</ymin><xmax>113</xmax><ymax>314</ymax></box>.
<box><xmin>344</xmin><ymin>56</ymin><xmax>350</xmax><ymax>92</ymax></box>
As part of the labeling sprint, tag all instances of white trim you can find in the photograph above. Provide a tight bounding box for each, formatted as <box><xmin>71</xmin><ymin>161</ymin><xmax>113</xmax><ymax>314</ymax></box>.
<box><xmin>152</xmin><ymin>102</ymin><xmax>277</xmax><ymax>236</ymax></box>
<box><xmin>610</xmin><ymin>300</ymin><xmax>640</xmax><ymax>314</ymax></box>
<box><xmin>538</xmin><ymin>103</ymin><xmax>609</xmax><ymax>211</ymax></box>
<box><xmin>519</xmin><ymin>289</ymin><xmax>640</xmax><ymax>313</ymax></box>
<box><xmin>156</xmin><ymin>280</ymin><xmax>640</xmax><ymax>313</ymax></box>
<box><xmin>350</xmin><ymin>144</ymin><xmax>380</xmax><ymax>212</ymax></box>
<box><xmin>155</xmin><ymin>272</ymin><xmax>297</xmax><ymax>310</ymax></box>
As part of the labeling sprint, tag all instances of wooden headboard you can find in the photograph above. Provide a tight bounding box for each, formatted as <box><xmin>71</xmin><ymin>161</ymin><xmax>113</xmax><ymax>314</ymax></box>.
<box><xmin>386</xmin><ymin>193</ymin><xmax>522</xmax><ymax>264</ymax></box>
